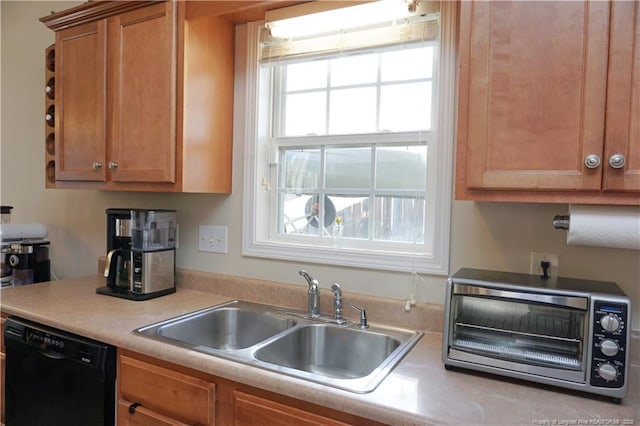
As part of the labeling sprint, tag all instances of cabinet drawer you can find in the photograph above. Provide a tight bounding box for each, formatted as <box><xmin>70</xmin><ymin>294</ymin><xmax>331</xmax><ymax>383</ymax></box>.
<box><xmin>117</xmin><ymin>399</ymin><xmax>190</xmax><ymax>426</ymax></box>
<box><xmin>119</xmin><ymin>355</ymin><xmax>215</xmax><ymax>426</ymax></box>
<box><xmin>233</xmin><ymin>391</ymin><xmax>350</xmax><ymax>426</ymax></box>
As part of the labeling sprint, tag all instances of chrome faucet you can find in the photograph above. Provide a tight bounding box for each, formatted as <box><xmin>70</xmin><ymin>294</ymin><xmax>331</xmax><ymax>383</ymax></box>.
<box><xmin>299</xmin><ymin>270</ymin><xmax>320</xmax><ymax>318</ymax></box>
<box><xmin>331</xmin><ymin>283</ymin><xmax>346</xmax><ymax>324</ymax></box>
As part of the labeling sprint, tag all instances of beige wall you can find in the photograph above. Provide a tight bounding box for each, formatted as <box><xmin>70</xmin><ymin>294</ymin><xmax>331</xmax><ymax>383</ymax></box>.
<box><xmin>2</xmin><ymin>1</ymin><xmax>639</xmax><ymax>330</ymax></box>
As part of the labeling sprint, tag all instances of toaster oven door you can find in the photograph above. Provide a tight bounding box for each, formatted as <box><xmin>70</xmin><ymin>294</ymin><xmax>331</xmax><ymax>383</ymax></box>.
<box><xmin>447</xmin><ymin>284</ymin><xmax>589</xmax><ymax>382</ymax></box>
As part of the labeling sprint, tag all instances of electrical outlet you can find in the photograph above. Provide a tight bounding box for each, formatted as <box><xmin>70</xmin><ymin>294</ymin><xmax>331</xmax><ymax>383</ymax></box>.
<box><xmin>530</xmin><ymin>252</ymin><xmax>560</xmax><ymax>278</ymax></box>
<box><xmin>198</xmin><ymin>225</ymin><xmax>228</xmax><ymax>254</ymax></box>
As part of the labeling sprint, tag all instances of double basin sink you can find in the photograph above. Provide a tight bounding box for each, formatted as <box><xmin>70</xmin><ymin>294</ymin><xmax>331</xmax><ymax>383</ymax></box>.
<box><xmin>134</xmin><ymin>300</ymin><xmax>423</xmax><ymax>393</ymax></box>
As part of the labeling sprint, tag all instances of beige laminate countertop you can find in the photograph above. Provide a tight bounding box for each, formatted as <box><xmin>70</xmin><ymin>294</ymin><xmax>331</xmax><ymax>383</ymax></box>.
<box><xmin>1</xmin><ymin>276</ymin><xmax>638</xmax><ymax>426</ymax></box>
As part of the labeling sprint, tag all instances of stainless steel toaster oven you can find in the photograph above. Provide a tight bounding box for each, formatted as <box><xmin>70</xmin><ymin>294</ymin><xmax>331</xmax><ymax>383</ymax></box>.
<box><xmin>442</xmin><ymin>268</ymin><xmax>631</xmax><ymax>403</ymax></box>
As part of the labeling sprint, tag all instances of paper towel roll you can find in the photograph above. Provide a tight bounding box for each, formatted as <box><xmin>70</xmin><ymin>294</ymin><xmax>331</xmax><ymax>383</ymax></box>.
<box><xmin>567</xmin><ymin>205</ymin><xmax>640</xmax><ymax>250</ymax></box>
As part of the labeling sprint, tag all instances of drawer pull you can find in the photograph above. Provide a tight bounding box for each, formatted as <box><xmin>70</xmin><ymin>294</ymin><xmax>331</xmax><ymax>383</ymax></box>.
<box><xmin>128</xmin><ymin>402</ymin><xmax>142</xmax><ymax>414</ymax></box>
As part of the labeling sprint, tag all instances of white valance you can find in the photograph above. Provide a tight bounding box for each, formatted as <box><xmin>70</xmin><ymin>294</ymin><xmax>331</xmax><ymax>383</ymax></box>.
<box><xmin>261</xmin><ymin>1</ymin><xmax>440</xmax><ymax>63</ymax></box>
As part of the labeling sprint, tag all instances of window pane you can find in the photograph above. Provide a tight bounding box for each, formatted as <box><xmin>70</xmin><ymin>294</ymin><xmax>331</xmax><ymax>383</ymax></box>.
<box><xmin>325</xmin><ymin>147</ymin><xmax>371</xmax><ymax>190</ymax></box>
<box><xmin>329</xmin><ymin>87</ymin><xmax>377</xmax><ymax>134</ymax></box>
<box><xmin>280</xmin><ymin>193</ymin><xmax>329</xmax><ymax>235</ymax></box>
<box><xmin>284</xmin><ymin>92</ymin><xmax>326</xmax><ymax>136</ymax></box>
<box><xmin>330</xmin><ymin>53</ymin><xmax>378</xmax><ymax>87</ymax></box>
<box><xmin>380</xmin><ymin>82</ymin><xmax>432</xmax><ymax>131</ymax></box>
<box><xmin>283</xmin><ymin>149</ymin><xmax>320</xmax><ymax>190</ymax></box>
<box><xmin>373</xmin><ymin>196</ymin><xmax>425</xmax><ymax>243</ymax></box>
<box><xmin>329</xmin><ymin>195</ymin><xmax>370</xmax><ymax>240</ymax></box>
<box><xmin>286</xmin><ymin>60</ymin><xmax>328</xmax><ymax>91</ymax></box>
<box><xmin>376</xmin><ymin>145</ymin><xmax>427</xmax><ymax>191</ymax></box>
<box><xmin>381</xmin><ymin>46</ymin><xmax>433</xmax><ymax>81</ymax></box>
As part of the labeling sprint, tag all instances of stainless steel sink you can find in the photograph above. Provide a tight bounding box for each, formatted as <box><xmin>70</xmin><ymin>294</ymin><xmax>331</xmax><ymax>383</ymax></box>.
<box><xmin>136</xmin><ymin>301</ymin><xmax>297</xmax><ymax>350</ymax></box>
<box><xmin>153</xmin><ymin>305</ymin><xmax>297</xmax><ymax>350</ymax></box>
<box><xmin>254</xmin><ymin>324</ymin><xmax>401</xmax><ymax>379</ymax></box>
<box><xmin>134</xmin><ymin>300</ymin><xmax>423</xmax><ymax>393</ymax></box>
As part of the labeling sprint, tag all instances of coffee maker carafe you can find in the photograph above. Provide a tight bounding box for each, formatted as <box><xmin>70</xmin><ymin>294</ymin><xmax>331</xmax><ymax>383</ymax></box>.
<box><xmin>97</xmin><ymin>208</ymin><xmax>176</xmax><ymax>301</ymax></box>
<box><xmin>104</xmin><ymin>208</ymin><xmax>132</xmax><ymax>292</ymax></box>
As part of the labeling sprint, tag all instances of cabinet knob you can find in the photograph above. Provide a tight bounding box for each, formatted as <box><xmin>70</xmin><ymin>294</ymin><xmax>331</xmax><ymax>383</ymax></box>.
<box><xmin>108</xmin><ymin>161</ymin><xmax>118</xmax><ymax>170</ymax></box>
<box><xmin>584</xmin><ymin>154</ymin><xmax>601</xmax><ymax>169</ymax></box>
<box><xmin>92</xmin><ymin>161</ymin><xmax>102</xmax><ymax>170</ymax></box>
<box><xmin>608</xmin><ymin>153</ymin><xmax>626</xmax><ymax>169</ymax></box>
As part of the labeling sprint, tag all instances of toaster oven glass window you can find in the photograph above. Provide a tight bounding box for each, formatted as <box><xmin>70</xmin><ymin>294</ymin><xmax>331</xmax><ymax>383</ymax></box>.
<box><xmin>450</xmin><ymin>295</ymin><xmax>587</xmax><ymax>371</ymax></box>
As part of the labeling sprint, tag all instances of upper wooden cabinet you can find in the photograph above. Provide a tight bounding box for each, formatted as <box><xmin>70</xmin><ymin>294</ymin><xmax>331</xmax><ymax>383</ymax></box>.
<box><xmin>456</xmin><ymin>0</ymin><xmax>640</xmax><ymax>204</ymax></box>
<box><xmin>604</xmin><ymin>0</ymin><xmax>640</xmax><ymax>193</ymax></box>
<box><xmin>108</xmin><ymin>3</ymin><xmax>177</xmax><ymax>184</ymax></box>
<box><xmin>56</xmin><ymin>19</ymin><xmax>107</xmax><ymax>182</ymax></box>
<box><xmin>41</xmin><ymin>1</ymin><xmax>234</xmax><ymax>193</ymax></box>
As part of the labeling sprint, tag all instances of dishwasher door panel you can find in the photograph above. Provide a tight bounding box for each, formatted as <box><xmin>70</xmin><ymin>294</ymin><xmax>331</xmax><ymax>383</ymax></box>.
<box><xmin>4</xmin><ymin>317</ymin><xmax>116</xmax><ymax>426</ymax></box>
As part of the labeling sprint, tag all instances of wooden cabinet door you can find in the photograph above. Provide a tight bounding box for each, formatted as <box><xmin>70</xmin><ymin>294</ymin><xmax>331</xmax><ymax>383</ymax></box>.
<box><xmin>457</xmin><ymin>1</ymin><xmax>610</xmax><ymax>191</ymax></box>
<box><xmin>108</xmin><ymin>1</ymin><xmax>177</xmax><ymax>183</ymax></box>
<box><xmin>603</xmin><ymin>0</ymin><xmax>640</xmax><ymax>192</ymax></box>
<box><xmin>55</xmin><ymin>20</ymin><xmax>107</xmax><ymax>182</ymax></box>
<box><xmin>233</xmin><ymin>391</ymin><xmax>351</xmax><ymax>426</ymax></box>
<box><xmin>119</xmin><ymin>355</ymin><xmax>215</xmax><ymax>426</ymax></box>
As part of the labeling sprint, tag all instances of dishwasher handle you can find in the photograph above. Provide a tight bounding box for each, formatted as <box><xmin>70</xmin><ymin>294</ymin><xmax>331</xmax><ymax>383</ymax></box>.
<box><xmin>39</xmin><ymin>348</ymin><xmax>65</xmax><ymax>360</ymax></box>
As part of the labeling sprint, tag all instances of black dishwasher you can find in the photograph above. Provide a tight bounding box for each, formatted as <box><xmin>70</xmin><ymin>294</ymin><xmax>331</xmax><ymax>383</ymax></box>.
<box><xmin>3</xmin><ymin>316</ymin><xmax>116</xmax><ymax>426</ymax></box>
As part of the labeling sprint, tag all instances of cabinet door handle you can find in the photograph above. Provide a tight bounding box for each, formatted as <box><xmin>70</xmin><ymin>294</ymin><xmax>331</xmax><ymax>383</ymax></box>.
<box><xmin>128</xmin><ymin>402</ymin><xmax>142</xmax><ymax>414</ymax></box>
<box><xmin>108</xmin><ymin>161</ymin><xmax>118</xmax><ymax>169</ymax></box>
<box><xmin>92</xmin><ymin>161</ymin><xmax>102</xmax><ymax>170</ymax></box>
<box><xmin>608</xmin><ymin>153</ymin><xmax>626</xmax><ymax>169</ymax></box>
<box><xmin>584</xmin><ymin>154</ymin><xmax>601</xmax><ymax>169</ymax></box>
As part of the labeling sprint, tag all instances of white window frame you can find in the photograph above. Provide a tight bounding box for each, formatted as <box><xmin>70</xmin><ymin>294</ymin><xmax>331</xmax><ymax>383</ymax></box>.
<box><xmin>242</xmin><ymin>2</ymin><xmax>457</xmax><ymax>274</ymax></box>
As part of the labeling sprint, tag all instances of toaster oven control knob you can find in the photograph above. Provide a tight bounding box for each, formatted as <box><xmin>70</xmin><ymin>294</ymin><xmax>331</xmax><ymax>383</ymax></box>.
<box><xmin>599</xmin><ymin>339</ymin><xmax>619</xmax><ymax>357</ymax></box>
<box><xmin>596</xmin><ymin>363</ymin><xmax>618</xmax><ymax>382</ymax></box>
<box><xmin>600</xmin><ymin>314</ymin><xmax>621</xmax><ymax>332</ymax></box>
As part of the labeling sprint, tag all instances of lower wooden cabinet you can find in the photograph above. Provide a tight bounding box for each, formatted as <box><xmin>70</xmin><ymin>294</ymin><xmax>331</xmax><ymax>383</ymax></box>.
<box><xmin>119</xmin><ymin>354</ymin><xmax>216</xmax><ymax>425</ymax></box>
<box><xmin>232</xmin><ymin>391</ymin><xmax>350</xmax><ymax>426</ymax></box>
<box><xmin>118</xmin><ymin>350</ymin><xmax>386</xmax><ymax>426</ymax></box>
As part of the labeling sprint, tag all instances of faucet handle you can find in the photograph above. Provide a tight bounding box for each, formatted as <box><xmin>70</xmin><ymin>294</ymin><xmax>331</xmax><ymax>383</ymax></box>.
<box><xmin>299</xmin><ymin>270</ymin><xmax>318</xmax><ymax>288</ymax></box>
<box><xmin>331</xmin><ymin>283</ymin><xmax>342</xmax><ymax>296</ymax></box>
<box><xmin>349</xmin><ymin>303</ymin><xmax>369</xmax><ymax>329</ymax></box>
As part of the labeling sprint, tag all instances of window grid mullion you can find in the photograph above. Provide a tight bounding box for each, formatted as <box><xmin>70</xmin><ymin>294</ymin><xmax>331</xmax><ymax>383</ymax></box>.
<box><xmin>375</xmin><ymin>53</ymin><xmax>382</xmax><ymax>132</ymax></box>
<box><xmin>369</xmin><ymin>145</ymin><xmax>377</xmax><ymax>241</ymax></box>
<box><xmin>325</xmin><ymin>61</ymin><xmax>331</xmax><ymax>136</ymax></box>
<box><xmin>276</xmin><ymin>66</ymin><xmax>286</xmax><ymax>137</ymax></box>
<box><xmin>319</xmin><ymin>145</ymin><xmax>327</xmax><ymax>238</ymax></box>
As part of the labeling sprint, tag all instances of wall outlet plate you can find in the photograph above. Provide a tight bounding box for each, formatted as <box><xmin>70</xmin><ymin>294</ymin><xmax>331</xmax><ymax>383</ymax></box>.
<box><xmin>198</xmin><ymin>225</ymin><xmax>228</xmax><ymax>254</ymax></box>
<box><xmin>530</xmin><ymin>252</ymin><xmax>560</xmax><ymax>278</ymax></box>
